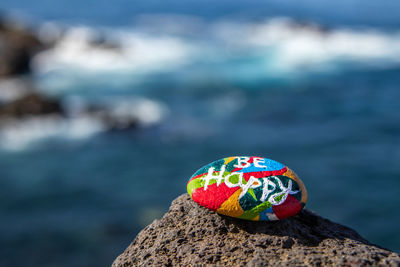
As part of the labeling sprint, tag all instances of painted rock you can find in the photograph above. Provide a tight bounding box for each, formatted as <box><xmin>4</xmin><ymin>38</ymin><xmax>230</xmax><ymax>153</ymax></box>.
<box><xmin>187</xmin><ymin>156</ymin><xmax>307</xmax><ymax>221</ymax></box>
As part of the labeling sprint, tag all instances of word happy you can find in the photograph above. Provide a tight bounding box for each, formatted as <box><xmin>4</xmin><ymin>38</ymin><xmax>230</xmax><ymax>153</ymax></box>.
<box><xmin>201</xmin><ymin>163</ymin><xmax>299</xmax><ymax>206</ymax></box>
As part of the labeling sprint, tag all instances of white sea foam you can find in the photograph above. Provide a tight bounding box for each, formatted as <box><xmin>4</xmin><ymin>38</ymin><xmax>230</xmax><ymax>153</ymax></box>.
<box><xmin>243</xmin><ymin>19</ymin><xmax>400</xmax><ymax>71</ymax></box>
<box><xmin>0</xmin><ymin>97</ymin><xmax>168</xmax><ymax>151</ymax></box>
<box><xmin>0</xmin><ymin>78</ymin><xmax>32</xmax><ymax>103</ymax></box>
<box><xmin>32</xmin><ymin>26</ymin><xmax>194</xmax><ymax>74</ymax></box>
<box><xmin>4</xmin><ymin>16</ymin><xmax>400</xmax><ymax>151</ymax></box>
<box><xmin>212</xmin><ymin>18</ymin><xmax>400</xmax><ymax>73</ymax></box>
<box><xmin>0</xmin><ymin>115</ymin><xmax>105</xmax><ymax>151</ymax></box>
<box><xmin>106</xmin><ymin>97</ymin><xmax>168</xmax><ymax>126</ymax></box>
<box><xmin>32</xmin><ymin>17</ymin><xmax>400</xmax><ymax>79</ymax></box>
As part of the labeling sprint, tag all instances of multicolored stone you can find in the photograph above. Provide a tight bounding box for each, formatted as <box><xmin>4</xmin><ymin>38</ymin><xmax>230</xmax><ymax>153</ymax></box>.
<box><xmin>187</xmin><ymin>156</ymin><xmax>307</xmax><ymax>221</ymax></box>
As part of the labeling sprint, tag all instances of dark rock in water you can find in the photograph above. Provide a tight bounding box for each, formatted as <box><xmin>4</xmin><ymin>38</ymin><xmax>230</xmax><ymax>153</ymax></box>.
<box><xmin>0</xmin><ymin>17</ymin><xmax>46</xmax><ymax>77</ymax></box>
<box><xmin>86</xmin><ymin>107</ymin><xmax>139</xmax><ymax>131</ymax></box>
<box><xmin>101</xmin><ymin>114</ymin><xmax>139</xmax><ymax>131</ymax></box>
<box><xmin>0</xmin><ymin>89</ymin><xmax>139</xmax><ymax>133</ymax></box>
<box><xmin>113</xmin><ymin>194</ymin><xmax>400</xmax><ymax>266</ymax></box>
<box><xmin>0</xmin><ymin>92</ymin><xmax>63</xmax><ymax>118</ymax></box>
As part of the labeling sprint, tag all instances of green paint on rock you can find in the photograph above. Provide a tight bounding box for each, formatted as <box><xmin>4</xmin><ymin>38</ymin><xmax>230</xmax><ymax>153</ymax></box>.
<box><xmin>225</xmin><ymin>158</ymin><xmax>238</xmax><ymax>172</ymax></box>
<box><xmin>248</xmin><ymin>188</ymin><xmax>257</xmax><ymax>201</ymax></box>
<box><xmin>187</xmin><ymin>171</ymin><xmax>241</xmax><ymax>196</ymax></box>
<box><xmin>239</xmin><ymin>201</ymin><xmax>273</xmax><ymax>220</ymax></box>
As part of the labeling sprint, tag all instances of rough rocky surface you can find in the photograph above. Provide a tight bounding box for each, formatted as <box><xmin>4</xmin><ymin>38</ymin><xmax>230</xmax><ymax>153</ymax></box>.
<box><xmin>113</xmin><ymin>194</ymin><xmax>400</xmax><ymax>267</ymax></box>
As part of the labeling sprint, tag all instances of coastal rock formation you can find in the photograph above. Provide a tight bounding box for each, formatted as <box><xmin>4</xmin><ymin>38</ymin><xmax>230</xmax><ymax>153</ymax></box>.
<box><xmin>0</xmin><ymin>18</ymin><xmax>46</xmax><ymax>77</ymax></box>
<box><xmin>0</xmin><ymin>92</ymin><xmax>63</xmax><ymax>118</ymax></box>
<box><xmin>113</xmin><ymin>194</ymin><xmax>400</xmax><ymax>266</ymax></box>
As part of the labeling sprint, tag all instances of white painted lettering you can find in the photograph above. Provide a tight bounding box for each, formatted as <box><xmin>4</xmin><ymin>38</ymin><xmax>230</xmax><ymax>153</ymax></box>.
<box><xmin>238</xmin><ymin>176</ymin><xmax>262</xmax><ymax>199</ymax></box>
<box><xmin>202</xmin><ymin>165</ymin><xmax>226</xmax><ymax>190</ymax></box>
<box><xmin>224</xmin><ymin>172</ymin><xmax>241</xmax><ymax>188</ymax></box>
<box><xmin>234</xmin><ymin>157</ymin><xmax>250</xmax><ymax>168</ymax></box>
<box><xmin>200</xmin><ymin>165</ymin><xmax>299</xmax><ymax>206</ymax></box>
<box><xmin>260</xmin><ymin>178</ymin><xmax>276</xmax><ymax>202</ymax></box>
<box><xmin>267</xmin><ymin>176</ymin><xmax>299</xmax><ymax>205</ymax></box>
<box><xmin>253</xmin><ymin>157</ymin><xmax>266</xmax><ymax>168</ymax></box>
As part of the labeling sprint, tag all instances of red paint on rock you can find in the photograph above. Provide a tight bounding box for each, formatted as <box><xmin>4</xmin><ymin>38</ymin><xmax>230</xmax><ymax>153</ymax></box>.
<box><xmin>240</xmin><ymin>167</ymin><xmax>287</xmax><ymax>181</ymax></box>
<box><xmin>191</xmin><ymin>183</ymin><xmax>240</xmax><ymax>211</ymax></box>
<box><xmin>272</xmin><ymin>194</ymin><xmax>302</xmax><ymax>220</ymax></box>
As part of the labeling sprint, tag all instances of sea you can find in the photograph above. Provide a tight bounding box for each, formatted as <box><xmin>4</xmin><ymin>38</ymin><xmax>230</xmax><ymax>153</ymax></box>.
<box><xmin>0</xmin><ymin>0</ymin><xmax>399</xmax><ymax>266</ymax></box>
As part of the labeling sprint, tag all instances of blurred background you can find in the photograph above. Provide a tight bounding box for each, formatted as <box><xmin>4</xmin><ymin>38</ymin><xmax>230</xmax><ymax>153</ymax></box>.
<box><xmin>0</xmin><ymin>0</ymin><xmax>399</xmax><ymax>266</ymax></box>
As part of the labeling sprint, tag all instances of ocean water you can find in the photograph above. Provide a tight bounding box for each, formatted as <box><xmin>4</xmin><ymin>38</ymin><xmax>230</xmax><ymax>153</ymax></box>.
<box><xmin>1</xmin><ymin>1</ymin><xmax>400</xmax><ymax>266</ymax></box>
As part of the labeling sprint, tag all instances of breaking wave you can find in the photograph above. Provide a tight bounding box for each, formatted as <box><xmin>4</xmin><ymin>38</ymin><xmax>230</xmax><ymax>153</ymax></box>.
<box><xmin>32</xmin><ymin>17</ymin><xmax>400</xmax><ymax>81</ymax></box>
<box><xmin>3</xmin><ymin>16</ymin><xmax>400</xmax><ymax>151</ymax></box>
<box><xmin>0</xmin><ymin>97</ymin><xmax>168</xmax><ymax>151</ymax></box>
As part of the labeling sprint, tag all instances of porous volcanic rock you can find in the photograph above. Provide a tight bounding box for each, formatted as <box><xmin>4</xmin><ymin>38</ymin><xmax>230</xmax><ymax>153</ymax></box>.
<box><xmin>113</xmin><ymin>194</ymin><xmax>400</xmax><ymax>267</ymax></box>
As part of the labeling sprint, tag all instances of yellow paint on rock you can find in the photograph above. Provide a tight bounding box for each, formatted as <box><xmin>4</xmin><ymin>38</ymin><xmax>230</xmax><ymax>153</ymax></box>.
<box><xmin>284</xmin><ymin>168</ymin><xmax>308</xmax><ymax>204</ymax></box>
<box><xmin>224</xmin><ymin>156</ymin><xmax>236</xmax><ymax>165</ymax></box>
<box><xmin>217</xmin><ymin>189</ymin><xmax>244</xmax><ymax>217</ymax></box>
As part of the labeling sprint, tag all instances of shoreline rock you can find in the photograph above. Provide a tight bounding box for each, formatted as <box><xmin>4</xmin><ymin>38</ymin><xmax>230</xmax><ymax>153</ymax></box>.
<box><xmin>113</xmin><ymin>194</ymin><xmax>400</xmax><ymax>266</ymax></box>
<box><xmin>0</xmin><ymin>92</ymin><xmax>64</xmax><ymax>119</ymax></box>
<box><xmin>0</xmin><ymin>17</ymin><xmax>47</xmax><ymax>77</ymax></box>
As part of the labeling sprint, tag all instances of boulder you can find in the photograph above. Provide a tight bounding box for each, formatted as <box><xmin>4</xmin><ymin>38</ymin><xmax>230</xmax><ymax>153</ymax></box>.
<box><xmin>113</xmin><ymin>194</ymin><xmax>400</xmax><ymax>266</ymax></box>
<box><xmin>0</xmin><ymin>92</ymin><xmax>63</xmax><ymax>118</ymax></box>
<box><xmin>0</xmin><ymin>17</ymin><xmax>46</xmax><ymax>77</ymax></box>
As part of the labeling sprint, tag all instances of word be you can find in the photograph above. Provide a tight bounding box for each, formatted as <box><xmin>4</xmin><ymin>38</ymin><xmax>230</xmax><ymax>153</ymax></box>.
<box><xmin>234</xmin><ymin>157</ymin><xmax>268</xmax><ymax>168</ymax></box>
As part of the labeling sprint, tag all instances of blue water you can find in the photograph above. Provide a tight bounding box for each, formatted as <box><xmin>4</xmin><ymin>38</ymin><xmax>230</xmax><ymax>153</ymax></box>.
<box><xmin>2</xmin><ymin>0</ymin><xmax>400</xmax><ymax>28</ymax></box>
<box><xmin>1</xmin><ymin>1</ymin><xmax>400</xmax><ymax>266</ymax></box>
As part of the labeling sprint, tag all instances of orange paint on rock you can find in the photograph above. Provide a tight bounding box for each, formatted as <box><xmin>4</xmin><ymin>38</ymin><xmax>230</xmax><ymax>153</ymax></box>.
<box><xmin>217</xmin><ymin>189</ymin><xmax>244</xmax><ymax>217</ymax></box>
<box><xmin>284</xmin><ymin>168</ymin><xmax>308</xmax><ymax>204</ymax></box>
